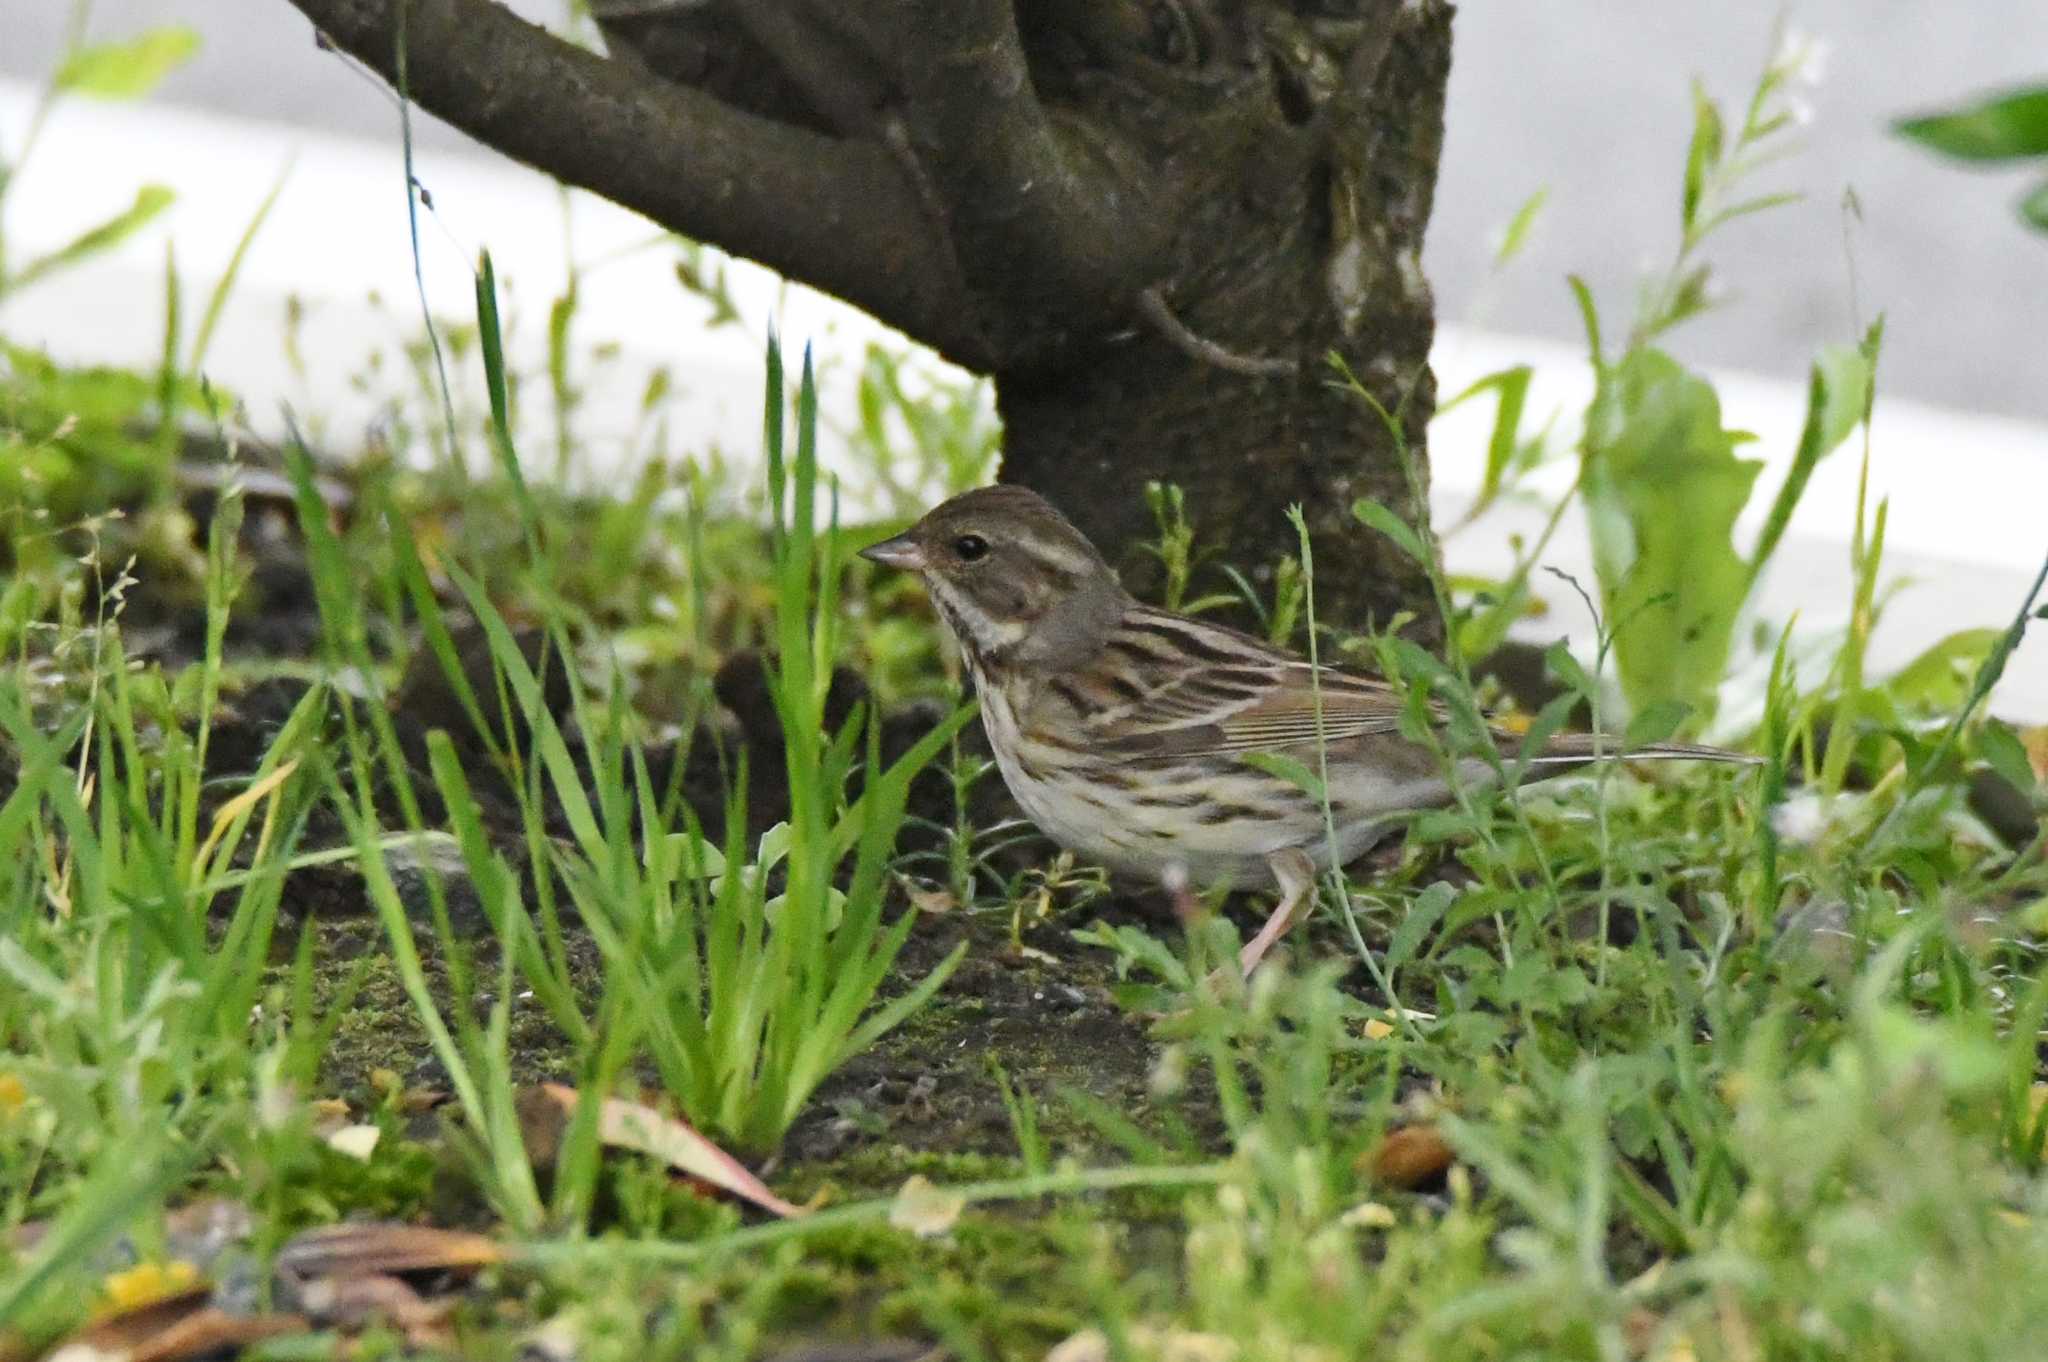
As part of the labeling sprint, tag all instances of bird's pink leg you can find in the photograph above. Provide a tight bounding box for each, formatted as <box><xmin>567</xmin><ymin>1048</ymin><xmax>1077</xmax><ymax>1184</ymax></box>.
<box><xmin>1238</xmin><ymin>847</ymin><xmax>1318</xmax><ymax>977</ymax></box>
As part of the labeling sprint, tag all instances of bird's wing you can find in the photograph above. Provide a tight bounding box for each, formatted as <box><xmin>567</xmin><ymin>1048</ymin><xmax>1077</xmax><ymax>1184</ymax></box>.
<box><xmin>1037</xmin><ymin>608</ymin><xmax>1757</xmax><ymax>770</ymax></box>
<box><xmin>1053</xmin><ymin>608</ymin><xmax>1428</xmax><ymax>759</ymax></box>
<box><xmin>1199</xmin><ymin>667</ymin><xmax>1415</xmax><ymax>753</ymax></box>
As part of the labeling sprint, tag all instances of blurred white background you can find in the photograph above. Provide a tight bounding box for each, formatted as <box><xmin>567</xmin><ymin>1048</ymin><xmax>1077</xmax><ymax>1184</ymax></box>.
<box><xmin>2</xmin><ymin>1</ymin><xmax>2044</xmax><ymax>715</ymax></box>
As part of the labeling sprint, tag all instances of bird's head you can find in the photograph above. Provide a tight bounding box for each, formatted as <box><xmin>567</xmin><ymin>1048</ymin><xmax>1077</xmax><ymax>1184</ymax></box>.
<box><xmin>859</xmin><ymin>485</ymin><xmax>1128</xmax><ymax>669</ymax></box>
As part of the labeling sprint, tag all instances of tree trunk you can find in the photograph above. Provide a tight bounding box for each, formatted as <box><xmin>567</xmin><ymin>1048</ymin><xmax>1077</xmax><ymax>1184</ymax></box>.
<box><xmin>280</xmin><ymin>0</ymin><xmax>1453</xmax><ymax>637</ymax></box>
<box><xmin>997</xmin><ymin>2</ymin><xmax>1451</xmax><ymax>636</ymax></box>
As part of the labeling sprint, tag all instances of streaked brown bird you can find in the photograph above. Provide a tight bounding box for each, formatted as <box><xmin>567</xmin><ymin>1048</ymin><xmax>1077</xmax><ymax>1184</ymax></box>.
<box><xmin>861</xmin><ymin>486</ymin><xmax>1756</xmax><ymax>974</ymax></box>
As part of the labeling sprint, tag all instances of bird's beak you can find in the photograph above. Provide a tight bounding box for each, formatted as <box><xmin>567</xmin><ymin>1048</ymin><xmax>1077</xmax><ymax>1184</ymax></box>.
<box><xmin>858</xmin><ymin>534</ymin><xmax>926</xmax><ymax>571</ymax></box>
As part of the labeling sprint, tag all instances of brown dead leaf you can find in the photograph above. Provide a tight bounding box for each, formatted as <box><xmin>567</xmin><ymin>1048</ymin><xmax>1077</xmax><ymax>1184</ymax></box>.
<box><xmin>51</xmin><ymin>1287</ymin><xmax>209</xmax><ymax>1356</ymax></box>
<box><xmin>274</xmin><ymin>1222</ymin><xmax>504</xmax><ymax>1286</ymax></box>
<box><xmin>528</xmin><ymin>1083</ymin><xmax>803</xmax><ymax>1218</ymax></box>
<box><xmin>128</xmin><ymin>1308</ymin><xmax>305</xmax><ymax>1362</ymax></box>
<box><xmin>93</xmin><ymin>1309</ymin><xmax>306</xmax><ymax>1362</ymax></box>
<box><xmin>1364</xmin><ymin>1124</ymin><xmax>1455</xmax><ymax>1189</ymax></box>
<box><xmin>42</xmin><ymin>1283</ymin><xmax>307</xmax><ymax>1362</ymax></box>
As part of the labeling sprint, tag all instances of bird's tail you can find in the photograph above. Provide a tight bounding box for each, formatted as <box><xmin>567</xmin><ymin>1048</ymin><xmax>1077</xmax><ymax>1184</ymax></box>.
<box><xmin>1522</xmin><ymin>731</ymin><xmax>1762</xmax><ymax>767</ymax></box>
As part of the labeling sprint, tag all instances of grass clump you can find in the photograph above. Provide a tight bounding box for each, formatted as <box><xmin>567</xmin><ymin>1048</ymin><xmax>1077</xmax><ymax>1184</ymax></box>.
<box><xmin>4</xmin><ymin>15</ymin><xmax>2048</xmax><ymax>1359</ymax></box>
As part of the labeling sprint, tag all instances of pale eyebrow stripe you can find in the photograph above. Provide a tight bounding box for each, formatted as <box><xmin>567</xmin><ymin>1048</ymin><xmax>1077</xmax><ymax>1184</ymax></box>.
<box><xmin>1024</xmin><ymin>539</ymin><xmax>1096</xmax><ymax>578</ymax></box>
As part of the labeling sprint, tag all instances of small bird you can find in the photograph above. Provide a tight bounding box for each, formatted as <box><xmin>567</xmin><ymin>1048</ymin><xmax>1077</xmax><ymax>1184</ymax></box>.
<box><xmin>860</xmin><ymin>486</ymin><xmax>1756</xmax><ymax>975</ymax></box>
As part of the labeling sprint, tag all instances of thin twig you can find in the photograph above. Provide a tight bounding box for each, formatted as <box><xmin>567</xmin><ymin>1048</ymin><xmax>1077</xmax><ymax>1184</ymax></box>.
<box><xmin>1138</xmin><ymin>287</ymin><xmax>1300</xmax><ymax>379</ymax></box>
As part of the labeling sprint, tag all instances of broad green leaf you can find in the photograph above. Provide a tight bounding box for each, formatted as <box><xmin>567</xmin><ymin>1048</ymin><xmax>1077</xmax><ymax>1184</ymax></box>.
<box><xmin>1896</xmin><ymin>85</ymin><xmax>2048</xmax><ymax>162</ymax></box>
<box><xmin>1580</xmin><ymin>348</ymin><xmax>1762</xmax><ymax>719</ymax></box>
<box><xmin>755</xmin><ymin>822</ymin><xmax>792</xmax><ymax>871</ymax></box>
<box><xmin>765</xmin><ymin>887</ymin><xmax>846</xmax><ymax>932</ymax></box>
<box><xmin>1881</xmin><ymin>628</ymin><xmax>2002</xmax><ymax>711</ymax></box>
<box><xmin>1353</xmin><ymin>497</ymin><xmax>1426</xmax><ymax>565</ymax></box>
<box><xmin>9</xmin><ymin>186</ymin><xmax>174</xmax><ymax>293</ymax></box>
<box><xmin>663</xmin><ymin>832</ymin><xmax>725</xmax><ymax>879</ymax></box>
<box><xmin>1385</xmin><ymin>881</ymin><xmax>1457</xmax><ymax>975</ymax></box>
<box><xmin>1624</xmin><ymin>698</ymin><xmax>1692</xmax><ymax>748</ymax></box>
<box><xmin>1543</xmin><ymin>641</ymin><xmax>1594</xmax><ymax>704</ymax></box>
<box><xmin>54</xmin><ymin>27</ymin><xmax>201</xmax><ymax>99</ymax></box>
<box><xmin>1976</xmin><ymin>719</ymin><xmax>2038</xmax><ymax>796</ymax></box>
<box><xmin>1452</xmin><ymin>572</ymin><xmax>1534</xmax><ymax>666</ymax></box>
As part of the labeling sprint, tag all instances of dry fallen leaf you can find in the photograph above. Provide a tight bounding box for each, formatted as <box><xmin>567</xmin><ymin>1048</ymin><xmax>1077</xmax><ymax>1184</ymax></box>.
<box><xmin>529</xmin><ymin>1084</ymin><xmax>803</xmax><ymax>1218</ymax></box>
<box><xmin>43</xmin><ymin>1278</ymin><xmax>307</xmax><ymax>1362</ymax></box>
<box><xmin>887</xmin><ymin>1174</ymin><xmax>965</xmax><ymax>1238</ymax></box>
<box><xmin>62</xmin><ymin>1308</ymin><xmax>306</xmax><ymax>1362</ymax></box>
<box><xmin>274</xmin><ymin>1222</ymin><xmax>504</xmax><ymax>1285</ymax></box>
<box><xmin>270</xmin><ymin>1225</ymin><xmax>491</xmax><ymax>1350</ymax></box>
<box><xmin>1365</xmin><ymin>1124</ymin><xmax>1455</xmax><ymax>1189</ymax></box>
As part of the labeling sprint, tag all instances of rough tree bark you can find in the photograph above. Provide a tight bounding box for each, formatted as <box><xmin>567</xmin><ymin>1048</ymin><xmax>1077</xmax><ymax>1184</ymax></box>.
<box><xmin>283</xmin><ymin>0</ymin><xmax>1452</xmax><ymax>637</ymax></box>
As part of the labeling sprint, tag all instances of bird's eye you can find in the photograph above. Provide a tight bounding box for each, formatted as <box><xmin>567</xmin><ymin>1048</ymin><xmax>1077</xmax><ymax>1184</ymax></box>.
<box><xmin>952</xmin><ymin>533</ymin><xmax>990</xmax><ymax>562</ymax></box>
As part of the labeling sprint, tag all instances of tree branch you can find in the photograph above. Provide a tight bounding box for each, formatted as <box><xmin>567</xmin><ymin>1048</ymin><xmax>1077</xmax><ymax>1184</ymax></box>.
<box><xmin>286</xmin><ymin>0</ymin><xmax>991</xmax><ymax>368</ymax></box>
<box><xmin>592</xmin><ymin>0</ymin><xmax>848</xmax><ymax>137</ymax></box>
<box><xmin>725</xmin><ymin>3</ymin><xmax>887</xmax><ymax>140</ymax></box>
<box><xmin>881</xmin><ymin>1</ymin><xmax>1172</xmax><ymax>342</ymax></box>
